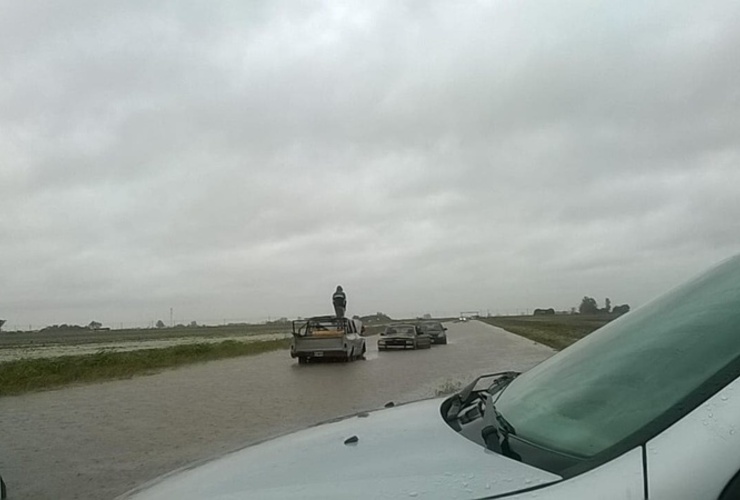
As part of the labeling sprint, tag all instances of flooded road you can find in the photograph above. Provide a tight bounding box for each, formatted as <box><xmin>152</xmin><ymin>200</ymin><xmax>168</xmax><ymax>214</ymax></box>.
<box><xmin>0</xmin><ymin>321</ymin><xmax>554</xmax><ymax>500</ymax></box>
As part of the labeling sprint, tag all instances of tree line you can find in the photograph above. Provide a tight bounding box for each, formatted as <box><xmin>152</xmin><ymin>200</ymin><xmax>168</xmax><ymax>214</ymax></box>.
<box><xmin>578</xmin><ymin>296</ymin><xmax>630</xmax><ymax>315</ymax></box>
<box><xmin>533</xmin><ymin>297</ymin><xmax>630</xmax><ymax>316</ymax></box>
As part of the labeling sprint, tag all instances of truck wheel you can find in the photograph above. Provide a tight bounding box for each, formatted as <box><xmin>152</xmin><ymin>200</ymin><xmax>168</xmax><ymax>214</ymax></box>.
<box><xmin>298</xmin><ymin>357</ymin><xmax>307</xmax><ymax>365</ymax></box>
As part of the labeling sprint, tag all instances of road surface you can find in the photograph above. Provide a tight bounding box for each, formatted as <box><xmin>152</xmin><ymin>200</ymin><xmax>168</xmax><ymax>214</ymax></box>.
<box><xmin>0</xmin><ymin>320</ymin><xmax>554</xmax><ymax>500</ymax></box>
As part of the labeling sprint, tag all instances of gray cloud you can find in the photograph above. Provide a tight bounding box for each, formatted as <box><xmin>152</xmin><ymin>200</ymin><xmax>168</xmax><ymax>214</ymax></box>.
<box><xmin>2</xmin><ymin>0</ymin><xmax>740</xmax><ymax>327</ymax></box>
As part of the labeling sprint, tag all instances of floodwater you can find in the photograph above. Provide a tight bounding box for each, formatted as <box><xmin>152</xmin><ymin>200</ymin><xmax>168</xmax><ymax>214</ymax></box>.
<box><xmin>0</xmin><ymin>321</ymin><xmax>554</xmax><ymax>500</ymax></box>
<box><xmin>0</xmin><ymin>333</ymin><xmax>291</xmax><ymax>362</ymax></box>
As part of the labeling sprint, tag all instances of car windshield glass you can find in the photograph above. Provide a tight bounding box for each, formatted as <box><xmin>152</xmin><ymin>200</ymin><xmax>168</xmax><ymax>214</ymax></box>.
<box><xmin>387</xmin><ymin>326</ymin><xmax>414</xmax><ymax>335</ymax></box>
<box><xmin>421</xmin><ymin>323</ymin><xmax>442</xmax><ymax>331</ymax></box>
<box><xmin>496</xmin><ymin>255</ymin><xmax>740</xmax><ymax>458</ymax></box>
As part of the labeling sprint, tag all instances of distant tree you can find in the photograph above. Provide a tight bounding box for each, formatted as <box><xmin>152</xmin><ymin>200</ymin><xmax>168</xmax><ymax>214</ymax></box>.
<box><xmin>0</xmin><ymin>319</ymin><xmax>5</xmax><ymax>331</ymax></box>
<box><xmin>88</xmin><ymin>321</ymin><xmax>102</xmax><ymax>330</ymax></box>
<box><xmin>266</xmin><ymin>317</ymin><xmax>289</xmax><ymax>325</ymax></box>
<box><xmin>612</xmin><ymin>304</ymin><xmax>631</xmax><ymax>316</ymax></box>
<box><xmin>604</xmin><ymin>298</ymin><xmax>612</xmax><ymax>314</ymax></box>
<box><xmin>155</xmin><ymin>320</ymin><xmax>166</xmax><ymax>329</ymax></box>
<box><xmin>189</xmin><ymin>321</ymin><xmax>198</xmax><ymax>328</ymax></box>
<box><xmin>579</xmin><ymin>296</ymin><xmax>599</xmax><ymax>315</ymax></box>
<box><xmin>423</xmin><ymin>313</ymin><xmax>432</xmax><ymax>319</ymax></box>
<box><xmin>40</xmin><ymin>324</ymin><xmax>86</xmax><ymax>332</ymax></box>
<box><xmin>352</xmin><ymin>315</ymin><xmax>360</xmax><ymax>320</ymax></box>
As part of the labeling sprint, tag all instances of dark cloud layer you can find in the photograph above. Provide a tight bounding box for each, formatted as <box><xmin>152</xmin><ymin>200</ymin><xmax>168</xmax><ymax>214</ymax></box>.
<box><xmin>2</xmin><ymin>0</ymin><xmax>740</xmax><ymax>327</ymax></box>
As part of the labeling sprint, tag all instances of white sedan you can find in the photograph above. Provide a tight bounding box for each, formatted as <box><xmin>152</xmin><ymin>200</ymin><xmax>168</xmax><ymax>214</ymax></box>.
<box><xmin>121</xmin><ymin>254</ymin><xmax>740</xmax><ymax>499</ymax></box>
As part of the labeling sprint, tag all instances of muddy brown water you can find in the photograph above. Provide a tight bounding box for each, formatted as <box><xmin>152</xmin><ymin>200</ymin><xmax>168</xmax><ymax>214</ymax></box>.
<box><xmin>0</xmin><ymin>321</ymin><xmax>554</xmax><ymax>500</ymax></box>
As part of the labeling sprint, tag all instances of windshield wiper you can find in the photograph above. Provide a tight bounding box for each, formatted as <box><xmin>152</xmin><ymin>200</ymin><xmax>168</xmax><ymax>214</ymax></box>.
<box><xmin>481</xmin><ymin>377</ymin><xmax>520</xmax><ymax>459</ymax></box>
<box><xmin>446</xmin><ymin>371</ymin><xmax>519</xmax><ymax>420</ymax></box>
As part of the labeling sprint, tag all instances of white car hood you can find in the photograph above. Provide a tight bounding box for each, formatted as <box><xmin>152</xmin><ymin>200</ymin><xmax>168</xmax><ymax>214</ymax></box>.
<box><xmin>122</xmin><ymin>398</ymin><xmax>560</xmax><ymax>500</ymax></box>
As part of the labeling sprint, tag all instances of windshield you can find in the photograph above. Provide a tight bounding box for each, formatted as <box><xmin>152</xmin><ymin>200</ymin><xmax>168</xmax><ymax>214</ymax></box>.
<box><xmin>497</xmin><ymin>255</ymin><xmax>740</xmax><ymax>458</ymax></box>
<box><xmin>421</xmin><ymin>323</ymin><xmax>443</xmax><ymax>332</ymax></box>
<box><xmin>386</xmin><ymin>326</ymin><xmax>415</xmax><ymax>336</ymax></box>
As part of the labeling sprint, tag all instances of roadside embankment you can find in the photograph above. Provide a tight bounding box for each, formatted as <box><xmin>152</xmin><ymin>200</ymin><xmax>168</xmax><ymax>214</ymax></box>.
<box><xmin>479</xmin><ymin>314</ymin><xmax>616</xmax><ymax>350</ymax></box>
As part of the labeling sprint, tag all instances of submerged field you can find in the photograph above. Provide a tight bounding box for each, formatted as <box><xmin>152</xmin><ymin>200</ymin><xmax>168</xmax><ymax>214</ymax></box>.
<box><xmin>0</xmin><ymin>321</ymin><xmax>390</xmax><ymax>395</ymax></box>
<box><xmin>0</xmin><ymin>314</ymin><xmax>610</xmax><ymax>396</ymax></box>
<box><xmin>0</xmin><ymin>338</ymin><xmax>291</xmax><ymax>396</ymax></box>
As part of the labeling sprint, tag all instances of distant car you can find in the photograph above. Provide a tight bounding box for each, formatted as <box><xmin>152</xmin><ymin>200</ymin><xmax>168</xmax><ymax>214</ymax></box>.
<box><xmin>378</xmin><ymin>323</ymin><xmax>431</xmax><ymax>350</ymax></box>
<box><xmin>418</xmin><ymin>321</ymin><xmax>447</xmax><ymax>345</ymax></box>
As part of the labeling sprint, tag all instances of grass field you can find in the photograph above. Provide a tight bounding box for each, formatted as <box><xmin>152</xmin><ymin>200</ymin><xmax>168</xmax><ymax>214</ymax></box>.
<box><xmin>479</xmin><ymin>314</ymin><xmax>617</xmax><ymax>350</ymax></box>
<box><xmin>0</xmin><ymin>338</ymin><xmax>290</xmax><ymax>396</ymax></box>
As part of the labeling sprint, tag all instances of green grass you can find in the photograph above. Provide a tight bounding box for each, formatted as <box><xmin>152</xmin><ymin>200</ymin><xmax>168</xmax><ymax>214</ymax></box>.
<box><xmin>479</xmin><ymin>315</ymin><xmax>616</xmax><ymax>350</ymax></box>
<box><xmin>0</xmin><ymin>338</ymin><xmax>290</xmax><ymax>396</ymax></box>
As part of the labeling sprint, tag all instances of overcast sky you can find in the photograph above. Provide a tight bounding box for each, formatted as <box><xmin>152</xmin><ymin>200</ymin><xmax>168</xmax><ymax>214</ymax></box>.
<box><xmin>2</xmin><ymin>0</ymin><xmax>740</xmax><ymax>328</ymax></box>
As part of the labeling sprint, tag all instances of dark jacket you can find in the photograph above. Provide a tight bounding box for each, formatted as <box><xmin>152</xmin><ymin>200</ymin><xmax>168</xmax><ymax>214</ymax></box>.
<box><xmin>332</xmin><ymin>290</ymin><xmax>347</xmax><ymax>308</ymax></box>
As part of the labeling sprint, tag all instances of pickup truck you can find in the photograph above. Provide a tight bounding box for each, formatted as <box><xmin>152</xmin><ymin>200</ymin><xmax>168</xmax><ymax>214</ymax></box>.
<box><xmin>290</xmin><ymin>316</ymin><xmax>366</xmax><ymax>364</ymax></box>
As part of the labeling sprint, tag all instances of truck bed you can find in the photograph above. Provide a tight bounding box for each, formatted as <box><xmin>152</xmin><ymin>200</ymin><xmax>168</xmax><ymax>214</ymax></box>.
<box><xmin>291</xmin><ymin>335</ymin><xmax>347</xmax><ymax>359</ymax></box>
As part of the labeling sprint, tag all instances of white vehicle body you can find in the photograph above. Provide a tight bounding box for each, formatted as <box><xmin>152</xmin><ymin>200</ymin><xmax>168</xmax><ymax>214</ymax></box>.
<box><xmin>120</xmin><ymin>380</ymin><xmax>740</xmax><ymax>500</ymax></box>
<box><xmin>122</xmin><ymin>255</ymin><xmax>740</xmax><ymax>499</ymax></box>
<box><xmin>119</xmin><ymin>398</ymin><xmax>560</xmax><ymax>500</ymax></box>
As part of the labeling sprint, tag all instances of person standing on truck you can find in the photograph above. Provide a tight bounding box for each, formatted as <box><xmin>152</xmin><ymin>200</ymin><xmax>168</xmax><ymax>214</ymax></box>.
<box><xmin>332</xmin><ymin>286</ymin><xmax>347</xmax><ymax>318</ymax></box>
